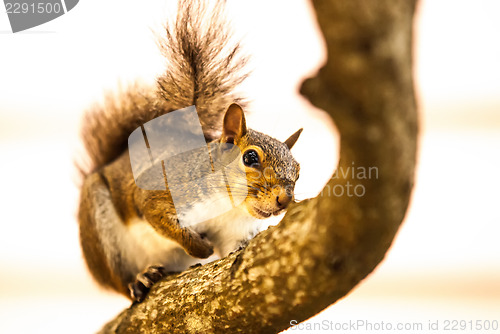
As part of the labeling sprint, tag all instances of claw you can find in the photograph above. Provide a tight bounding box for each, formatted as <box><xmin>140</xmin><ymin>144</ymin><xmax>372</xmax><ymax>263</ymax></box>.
<box><xmin>128</xmin><ymin>265</ymin><xmax>170</xmax><ymax>302</ymax></box>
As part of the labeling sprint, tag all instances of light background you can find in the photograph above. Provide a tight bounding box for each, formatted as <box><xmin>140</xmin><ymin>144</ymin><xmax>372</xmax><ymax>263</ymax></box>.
<box><xmin>0</xmin><ymin>0</ymin><xmax>499</xmax><ymax>333</ymax></box>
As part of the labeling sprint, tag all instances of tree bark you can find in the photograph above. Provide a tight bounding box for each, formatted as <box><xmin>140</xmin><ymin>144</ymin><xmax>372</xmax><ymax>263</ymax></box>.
<box><xmin>100</xmin><ymin>0</ymin><xmax>418</xmax><ymax>333</ymax></box>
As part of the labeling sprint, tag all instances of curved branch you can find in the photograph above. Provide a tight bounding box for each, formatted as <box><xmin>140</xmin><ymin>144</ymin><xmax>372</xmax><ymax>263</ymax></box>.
<box><xmin>100</xmin><ymin>1</ymin><xmax>418</xmax><ymax>333</ymax></box>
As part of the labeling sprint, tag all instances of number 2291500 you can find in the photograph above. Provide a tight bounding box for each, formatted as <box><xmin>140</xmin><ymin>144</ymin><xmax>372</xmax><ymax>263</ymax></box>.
<box><xmin>5</xmin><ymin>2</ymin><xmax>62</xmax><ymax>14</ymax></box>
<box><xmin>443</xmin><ymin>320</ymin><xmax>498</xmax><ymax>331</ymax></box>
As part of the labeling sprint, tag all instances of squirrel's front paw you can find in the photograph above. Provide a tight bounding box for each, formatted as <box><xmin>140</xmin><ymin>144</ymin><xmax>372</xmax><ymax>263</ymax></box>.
<box><xmin>128</xmin><ymin>265</ymin><xmax>173</xmax><ymax>303</ymax></box>
<box><xmin>186</xmin><ymin>232</ymin><xmax>214</xmax><ymax>259</ymax></box>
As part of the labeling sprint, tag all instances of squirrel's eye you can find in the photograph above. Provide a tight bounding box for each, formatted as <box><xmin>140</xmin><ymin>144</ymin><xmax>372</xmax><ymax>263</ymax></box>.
<box><xmin>243</xmin><ymin>150</ymin><xmax>260</xmax><ymax>167</ymax></box>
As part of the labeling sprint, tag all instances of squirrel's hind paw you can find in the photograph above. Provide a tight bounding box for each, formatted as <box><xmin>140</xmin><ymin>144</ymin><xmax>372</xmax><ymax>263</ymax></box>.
<box><xmin>129</xmin><ymin>265</ymin><xmax>176</xmax><ymax>303</ymax></box>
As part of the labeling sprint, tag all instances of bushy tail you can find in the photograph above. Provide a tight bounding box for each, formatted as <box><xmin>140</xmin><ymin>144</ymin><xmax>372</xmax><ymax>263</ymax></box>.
<box><xmin>79</xmin><ymin>0</ymin><xmax>248</xmax><ymax>175</ymax></box>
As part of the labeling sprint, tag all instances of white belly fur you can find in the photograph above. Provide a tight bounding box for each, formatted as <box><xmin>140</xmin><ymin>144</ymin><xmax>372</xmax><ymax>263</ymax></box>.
<box><xmin>125</xmin><ymin>202</ymin><xmax>265</xmax><ymax>273</ymax></box>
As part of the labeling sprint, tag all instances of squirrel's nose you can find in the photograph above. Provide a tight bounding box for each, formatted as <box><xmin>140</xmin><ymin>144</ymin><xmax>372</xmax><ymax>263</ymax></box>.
<box><xmin>276</xmin><ymin>192</ymin><xmax>292</xmax><ymax>209</ymax></box>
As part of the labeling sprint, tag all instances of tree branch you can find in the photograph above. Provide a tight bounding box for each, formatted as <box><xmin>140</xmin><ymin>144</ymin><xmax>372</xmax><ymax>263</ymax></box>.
<box><xmin>100</xmin><ymin>0</ymin><xmax>419</xmax><ymax>332</ymax></box>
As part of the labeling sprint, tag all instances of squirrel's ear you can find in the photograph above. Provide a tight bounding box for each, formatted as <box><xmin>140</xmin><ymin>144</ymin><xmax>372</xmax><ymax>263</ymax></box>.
<box><xmin>222</xmin><ymin>103</ymin><xmax>247</xmax><ymax>144</ymax></box>
<box><xmin>284</xmin><ymin>128</ymin><xmax>303</xmax><ymax>150</ymax></box>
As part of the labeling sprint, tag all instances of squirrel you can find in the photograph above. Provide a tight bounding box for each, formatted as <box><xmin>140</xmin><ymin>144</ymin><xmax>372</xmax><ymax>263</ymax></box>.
<box><xmin>77</xmin><ymin>0</ymin><xmax>302</xmax><ymax>303</ymax></box>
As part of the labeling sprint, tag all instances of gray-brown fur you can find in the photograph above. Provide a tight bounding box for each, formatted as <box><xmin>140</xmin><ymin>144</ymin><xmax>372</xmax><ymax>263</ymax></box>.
<box><xmin>245</xmin><ymin>129</ymin><xmax>300</xmax><ymax>184</ymax></box>
<box><xmin>77</xmin><ymin>1</ymin><xmax>302</xmax><ymax>302</ymax></box>
<box><xmin>79</xmin><ymin>0</ymin><xmax>248</xmax><ymax>175</ymax></box>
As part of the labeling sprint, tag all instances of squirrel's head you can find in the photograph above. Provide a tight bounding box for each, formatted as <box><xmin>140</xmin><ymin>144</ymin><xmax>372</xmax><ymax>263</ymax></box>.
<box><xmin>220</xmin><ymin>103</ymin><xmax>302</xmax><ymax>219</ymax></box>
